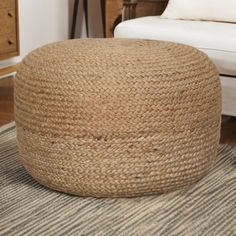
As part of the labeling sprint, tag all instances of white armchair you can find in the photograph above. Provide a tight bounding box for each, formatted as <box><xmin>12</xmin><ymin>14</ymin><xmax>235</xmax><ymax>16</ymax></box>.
<box><xmin>114</xmin><ymin>0</ymin><xmax>236</xmax><ymax>116</ymax></box>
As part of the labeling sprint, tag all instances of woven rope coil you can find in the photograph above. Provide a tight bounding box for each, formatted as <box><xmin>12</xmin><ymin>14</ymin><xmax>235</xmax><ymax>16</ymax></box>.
<box><xmin>15</xmin><ymin>39</ymin><xmax>221</xmax><ymax>197</ymax></box>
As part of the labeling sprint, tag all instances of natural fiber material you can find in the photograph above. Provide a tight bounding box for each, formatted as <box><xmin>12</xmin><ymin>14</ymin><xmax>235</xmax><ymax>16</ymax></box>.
<box><xmin>1</xmin><ymin>124</ymin><xmax>235</xmax><ymax>236</ymax></box>
<box><xmin>15</xmin><ymin>39</ymin><xmax>222</xmax><ymax>197</ymax></box>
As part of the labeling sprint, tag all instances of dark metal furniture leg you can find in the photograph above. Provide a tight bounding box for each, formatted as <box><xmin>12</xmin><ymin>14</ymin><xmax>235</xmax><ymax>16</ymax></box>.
<box><xmin>101</xmin><ymin>0</ymin><xmax>106</xmax><ymax>37</ymax></box>
<box><xmin>83</xmin><ymin>0</ymin><xmax>89</xmax><ymax>37</ymax></box>
<box><xmin>70</xmin><ymin>0</ymin><xmax>80</xmax><ymax>39</ymax></box>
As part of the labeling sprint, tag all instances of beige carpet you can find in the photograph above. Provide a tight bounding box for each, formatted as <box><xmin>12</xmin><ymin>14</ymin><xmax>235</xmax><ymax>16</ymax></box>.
<box><xmin>0</xmin><ymin>123</ymin><xmax>236</xmax><ymax>236</ymax></box>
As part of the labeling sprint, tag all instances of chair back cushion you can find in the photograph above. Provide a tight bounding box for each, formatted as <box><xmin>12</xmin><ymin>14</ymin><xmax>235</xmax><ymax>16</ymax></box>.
<box><xmin>161</xmin><ymin>0</ymin><xmax>236</xmax><ymax>23</ymax></box>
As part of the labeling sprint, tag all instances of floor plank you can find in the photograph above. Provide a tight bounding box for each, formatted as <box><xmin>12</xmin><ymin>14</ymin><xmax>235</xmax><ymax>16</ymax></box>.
<box><xmin>1</xmin><ymin>77</ymin><xmax>236</xmax><ymax>145</ymax></box>
<box><xmin>0</xmin><ymin>77</ymin><xmax>14</xmax><ymax>125</ymax></box>
<box><xmin>220</xmin><ymin>116</ymin><xmax>236</xmax><ymax>145</ymax></box>
<box><xmin>0</xmin><ymin>64</ymin><xmax>19</xmax><ymax>77</ymax></box>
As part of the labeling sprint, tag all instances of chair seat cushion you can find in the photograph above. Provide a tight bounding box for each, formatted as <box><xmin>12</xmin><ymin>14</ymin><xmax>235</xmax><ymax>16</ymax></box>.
<box><xmin>115</xmin><ymin>16</ymin><xmax>236</xmax><ymax>76</ymax></box>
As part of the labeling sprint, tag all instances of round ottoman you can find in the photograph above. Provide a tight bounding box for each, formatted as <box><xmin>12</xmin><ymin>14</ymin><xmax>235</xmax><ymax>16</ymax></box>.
<box><xmin>15</xmin><ymin>39</ymin><xmax>221</xmax><ymax>197</ymax></box>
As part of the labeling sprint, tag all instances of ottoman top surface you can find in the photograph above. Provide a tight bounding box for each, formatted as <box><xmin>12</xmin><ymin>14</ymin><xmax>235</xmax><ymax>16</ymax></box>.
<box><xmin>21</xmin><ymin>38</ymin><xmax>213</xmax><ymax>78</ymax></box>
<box><xmin>16</xmin><ymin>37</ymin><xmax>220</xmax><ymax>147</ymax></box>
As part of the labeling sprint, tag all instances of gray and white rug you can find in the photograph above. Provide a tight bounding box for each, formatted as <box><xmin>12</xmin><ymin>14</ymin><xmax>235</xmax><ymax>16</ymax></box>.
<box><xmin>0</xmin><ymin>123</ymin><xmax>236</xmax><ymax>236</ymax></box>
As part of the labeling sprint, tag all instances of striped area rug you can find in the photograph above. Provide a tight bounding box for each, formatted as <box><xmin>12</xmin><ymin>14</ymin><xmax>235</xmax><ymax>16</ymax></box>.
<box><xmin>0</xmin><ymin>123</ymin><xmax>236</xmax><ymax>236</ymax></box>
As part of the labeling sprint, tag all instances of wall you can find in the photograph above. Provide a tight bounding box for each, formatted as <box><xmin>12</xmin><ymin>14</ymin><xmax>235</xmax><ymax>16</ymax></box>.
<box><xmin>0</xmin><ymin>0</ymin><xmax>70</xmax><ymax>68</ymax></box>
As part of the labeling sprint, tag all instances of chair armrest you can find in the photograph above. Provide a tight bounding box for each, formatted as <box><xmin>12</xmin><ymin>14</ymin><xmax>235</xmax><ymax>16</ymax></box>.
<box><xmin>122</xmin><ymin>0</ymin><xmax>168</xmax><ymax>21</ymax></box>
<box><xmin>122</xmin><ymin>1</ymin><xmax>138</xmax><ymax>21</ymax></box>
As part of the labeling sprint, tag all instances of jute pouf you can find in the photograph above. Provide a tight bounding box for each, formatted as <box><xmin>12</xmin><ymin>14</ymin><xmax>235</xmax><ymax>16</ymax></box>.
<box><xmin>15</xmin><ymin>39</ymin><xmax>221</xmax><ymax>197</ymax></box>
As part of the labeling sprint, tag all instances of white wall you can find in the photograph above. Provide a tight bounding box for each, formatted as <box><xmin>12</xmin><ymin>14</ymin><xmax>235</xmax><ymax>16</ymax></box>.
<box><xmin>0</xmin><ymin>0</ymin><xmax>69</xmax><ymax>68</ymax></box>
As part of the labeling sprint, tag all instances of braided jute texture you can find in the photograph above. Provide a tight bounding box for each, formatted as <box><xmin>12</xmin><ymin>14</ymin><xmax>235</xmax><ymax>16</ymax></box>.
<box><xmin>15</xmin><ymin>38</ymin><xmax>221</xmax><ymax>197</ymax></box>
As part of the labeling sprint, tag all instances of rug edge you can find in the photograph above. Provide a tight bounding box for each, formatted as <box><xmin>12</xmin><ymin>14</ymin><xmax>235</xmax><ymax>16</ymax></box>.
<box><xmin>0</xmin><ymin>121</ymin><xmax>16</xmax><ymax>134</ymax></box>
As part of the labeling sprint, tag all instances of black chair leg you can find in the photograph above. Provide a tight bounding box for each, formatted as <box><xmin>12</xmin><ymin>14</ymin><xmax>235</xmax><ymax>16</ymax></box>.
<box><xmin>83</xmin><ymin>0</ymin><xmax>89</xmax><ymax>37</ymax></box>
<box><xmin>101</xmin><ymin>0</ymin><xmax>106</xmax><ymax>37</ymax></box>
<box><xmin>70</xmin><ymin>0</ymin><xmax>80</xmax><ymax>39</ymax></box>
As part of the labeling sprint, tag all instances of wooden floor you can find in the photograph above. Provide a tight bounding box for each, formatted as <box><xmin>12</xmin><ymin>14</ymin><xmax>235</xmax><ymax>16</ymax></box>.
<box><xmin>0</xmin><ymin>77</ymin><xmax>14</xmax><ymax>125</ymax></box>
<box><xmin>1</xmin><ymin>77</ymin><xmax>236</xmax><ymax>144</ymax></box>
